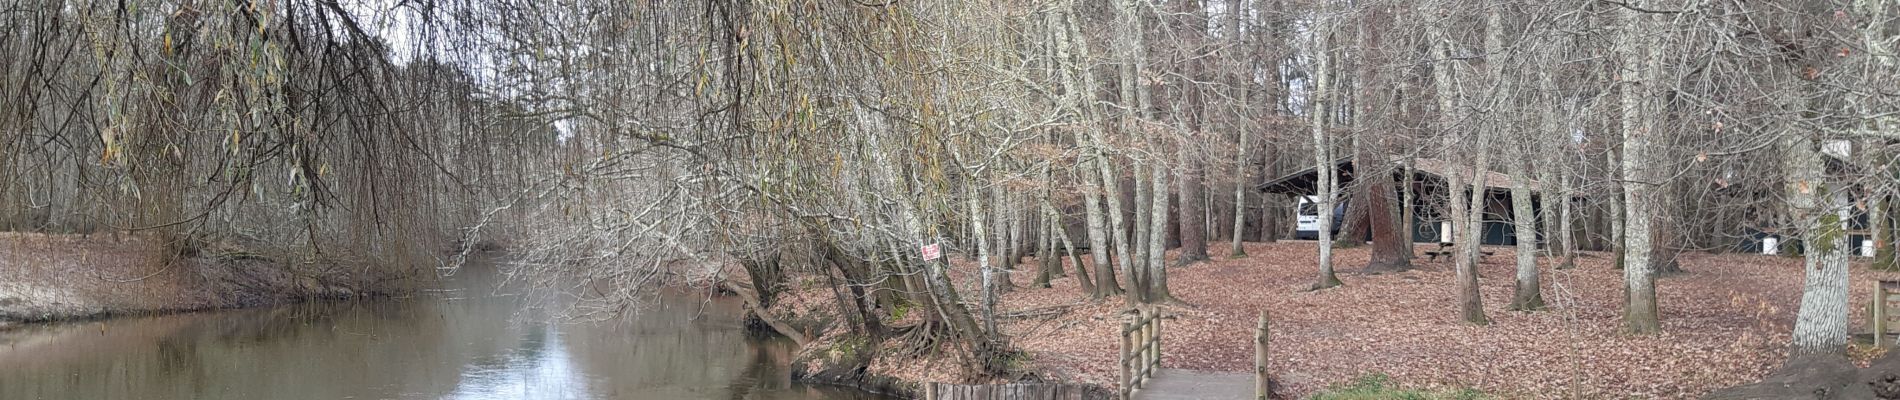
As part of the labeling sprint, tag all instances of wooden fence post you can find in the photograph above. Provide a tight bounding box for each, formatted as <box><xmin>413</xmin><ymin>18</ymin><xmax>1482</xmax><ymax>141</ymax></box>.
<box><xmin>1143</xmin><ymin>308</ymin><xmax>1155</xmax><ymax>387</ymax></box>
<box><xmin>1121</xmin><ymin>320</ymin><xmax>1133</xmax><ymax>400</ymax></box>
<box><xmin>1878</xmin><ymin>281</ymin><xmax>1889</xmax><ymax>348</ymax></box>
<box><xmin>1256</xmin><ymin>310</ymin><xmax>1270</xmax><ymax>400</ymax></box>
<box><xmin>1136</xmin><ymin>308</ymin><xmax>1147</xmax><ymax>389</ymax></box>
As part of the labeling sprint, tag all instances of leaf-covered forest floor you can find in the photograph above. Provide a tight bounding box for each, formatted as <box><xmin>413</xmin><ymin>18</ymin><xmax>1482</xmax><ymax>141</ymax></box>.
<box><xmin>911</xmin><ymin>242</ymin><xmax>1899</xmax><ymax>399</ymax></box>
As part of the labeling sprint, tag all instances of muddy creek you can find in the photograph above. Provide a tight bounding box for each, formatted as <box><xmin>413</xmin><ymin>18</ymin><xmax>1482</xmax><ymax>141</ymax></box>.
<box><xmin>0</xmin><ymin>262</ymin><xmax>889</xmax><ymax>400</ymax></box>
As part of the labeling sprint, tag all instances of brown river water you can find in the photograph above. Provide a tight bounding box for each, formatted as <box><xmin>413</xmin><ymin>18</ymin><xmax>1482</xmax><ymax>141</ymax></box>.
<box><xmin>0</xmin><ymin>262</ymin><xmax>891</xmax><ymax>400</ymax></box>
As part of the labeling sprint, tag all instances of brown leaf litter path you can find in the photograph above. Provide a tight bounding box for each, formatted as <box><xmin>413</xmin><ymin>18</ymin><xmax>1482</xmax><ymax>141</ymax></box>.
<box><xmin>941</xmin><ymin>242</ymin><xmax>1898</xmax><ymax>399</ymax></box>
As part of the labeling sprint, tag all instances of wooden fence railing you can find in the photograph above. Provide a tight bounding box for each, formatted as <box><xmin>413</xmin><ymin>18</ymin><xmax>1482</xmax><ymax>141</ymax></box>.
<box><xmin>1876</xmin><ymin>280</ymin><xmax>1898</xmax><ymax>348</ymax></box>
<box><xmin>1119</xmin><ymin>307</ymin><xmax>1161</xmax><ymax>399</ymax></box>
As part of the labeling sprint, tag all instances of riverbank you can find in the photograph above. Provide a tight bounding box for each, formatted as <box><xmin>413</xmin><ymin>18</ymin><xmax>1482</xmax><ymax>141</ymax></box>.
<box><xmin>759</xmin><ymin>241</ymin><xmax>1897</xmax><ymax>399</ymax></box>
<box><xmin>0</xmin><ymin>232</ymin><xmax>407</xmax><ymax>329</ymax></box>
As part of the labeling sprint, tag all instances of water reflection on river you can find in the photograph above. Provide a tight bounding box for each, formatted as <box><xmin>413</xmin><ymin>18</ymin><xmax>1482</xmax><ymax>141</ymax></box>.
<box><xmin>0</xmin><ymin>263</ymin><xmax>888</xmax><ymax>400</ymax></box>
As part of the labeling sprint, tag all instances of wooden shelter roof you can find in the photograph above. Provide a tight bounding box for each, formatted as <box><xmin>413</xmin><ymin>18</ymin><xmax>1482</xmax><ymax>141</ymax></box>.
<box><xmin>1256</xmin><ymin>156</ymin><xmax>1538</xmax><ymax>196</ymax></box>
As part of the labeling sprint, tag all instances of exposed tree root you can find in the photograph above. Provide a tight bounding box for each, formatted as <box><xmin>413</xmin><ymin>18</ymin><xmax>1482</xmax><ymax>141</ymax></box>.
<box><xmin>887</xmin><ymin>320</ymin><xmax>949</xmax><ymax>360</ymax></box>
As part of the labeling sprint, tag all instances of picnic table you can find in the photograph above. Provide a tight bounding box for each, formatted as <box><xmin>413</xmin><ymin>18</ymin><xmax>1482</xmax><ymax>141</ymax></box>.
<box><xmin>1423</xmin><ymin>242</ymin><xmax>1493</xmax><ymax>262</ymax></box>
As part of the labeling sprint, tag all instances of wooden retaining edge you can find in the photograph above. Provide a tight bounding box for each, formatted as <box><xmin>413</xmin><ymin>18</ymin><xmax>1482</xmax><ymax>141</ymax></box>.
<box><xmin>922</xmin><ymin>382</ymin><xmax>1107</xmax><ymax>400</ymax></box>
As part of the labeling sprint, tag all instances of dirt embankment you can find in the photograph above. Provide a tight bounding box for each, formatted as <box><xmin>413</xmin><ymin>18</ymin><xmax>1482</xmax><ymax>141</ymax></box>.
<box><xmin>0</xmin><ymin>232</ymin><xmax>398</xmax><ymax>329</ymax></box>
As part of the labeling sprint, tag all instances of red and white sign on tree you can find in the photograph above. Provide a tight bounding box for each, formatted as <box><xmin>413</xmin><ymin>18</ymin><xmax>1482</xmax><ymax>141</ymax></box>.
<box><xmin>920</xmin><ymin>243</ymin><xmax>942</xmax><ymax>261</ymax></box>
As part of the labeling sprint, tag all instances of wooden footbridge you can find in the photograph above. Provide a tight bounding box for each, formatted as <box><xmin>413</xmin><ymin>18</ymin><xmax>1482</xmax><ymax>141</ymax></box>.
<box><xmin>1119</xmin><ymin>308</ymin><xmax>1267</xmax><ymax>400</ymax></box>
<box><xmin>924</xmin><ymin>308</ymin><xmax>1273</xmax><ymax>400</ymax></box>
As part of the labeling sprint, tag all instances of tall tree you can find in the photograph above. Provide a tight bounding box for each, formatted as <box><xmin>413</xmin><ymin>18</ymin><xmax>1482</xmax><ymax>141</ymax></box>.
<box><xmin>1775</xmin><ymin>0</ymin><xmax>1861</xmax><ymax>362</ymax></box>
<box><xmin>1226</xmin><ymin>0</ymin><xmax>1251</xmax><ymax>259</ymax></box>
<box><xmin>1172</xmin><ymin>0</ymin><xmax>1212</xmax><ymax>266</ymax></box>
<box><xmin>1781</xmin><ymin>131</ymin><xmax>1853</xmax><ymax>360</ymax></box>
<box><xmin>1108</xmin><ymin>0</ymin><xmax>1151</xmax><ymax>305</ymax></box>
<box><xmin>1615</xmin><ymin>0</ymin><xmax>1668</xmax><ymax>334</ymax></box>
<box><xmin>1507</xmin><ymin>157</ymin><xmax>1545</xmax><ymax>311</ymax></box>
<box><xmin>1357</xmin><ymin>1</ymin><xmax>1412</xmax><ymax>275</ymax></box>
<box><xmin>1309</xmin><ymin>0</ymin><xmax>1343</xmax><ymax>290</ymax></box>
<box><xmin>1048</xmin><ymin>0</ymin><xmax>1123</xmax><ymax>299</ymax></box>
<box><xmin>1149</xmin><ymin>156</ymin><xmax>1177</xmax><ymax>302</ymax></box>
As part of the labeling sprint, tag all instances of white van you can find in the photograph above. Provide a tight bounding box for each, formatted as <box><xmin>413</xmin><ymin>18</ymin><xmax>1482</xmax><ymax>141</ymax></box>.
<box><xmin>1294</xmin><ymin>196</ymin><xmax>1346</xmax><ymax>240</ymax></box>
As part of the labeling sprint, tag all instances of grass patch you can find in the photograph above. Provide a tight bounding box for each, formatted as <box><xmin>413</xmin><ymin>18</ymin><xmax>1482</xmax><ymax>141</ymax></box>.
<box><xmin>1309</xmin><ymin>374</ymin><xmax>1489</xmax><ymax>400</ymax></box>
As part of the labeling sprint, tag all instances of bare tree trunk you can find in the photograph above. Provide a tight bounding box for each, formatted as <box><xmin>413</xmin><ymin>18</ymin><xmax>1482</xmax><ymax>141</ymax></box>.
<box><xmin>992</xmin><ymin>185</ymin><xmax>1017</xmax><ymax>294</ymax></box>
<box><xmin>1086</xmin><ymin>166</ymin><xmax>1124</xmax><ymax>298</ymax></box>
<box><xmin>1616</xmin><ymin>2</ymin><xmax>1662</xmax><ymax>334</ymax></box>
<box><xmin>1111</xmin><ymin>0</ymin><xmax>1150</xmax><ymax>305</ymax></box>
<box><xmin>1393</xmin><ymin>32</ymin><xmax>1419</xmax><ymax>263</ymax></box>
<box><xmin>1149</xmin><ymin>159</ymin><xmax>1175</xmax><ymax>302</ymax></box>
<box><xmin>1132</xmin><ymin>163</ymin><xmax>1154</xmax><ymax>304</ymax></box>
<box><xmin>1535</xmin><ymin>65</ymin><xmax>1571</xmax><ymax>268</ymax></box>
<box><xmin>1036</xmin><ymin>200</ymin><xmax>1058</xmax><ymax>288</ymax></box>
<box><xmin>1554</xmin><ymin>153</ymin><xmax>1579</xmax><ymax>269</ymax></box>
<box><xmin>1452</xmin><ymin>5</ymin><xmax>1507</xmax><ymax>326</ymax></box>
<box><xmin>1508</xmin><ymin>158</ymin><xmax>1545</xmax><ymax>311</ymax></box>
<box><xmin>1609</xmin><ymin>144</ymin><xmax>1626</xmax><ymax>269</ymax></box>
<box><xmin>1050</xmin><ymin>2</ymin><xmax>1121</xmax><ymax>298</ymax></box>
<box><xmin>1363</xmin><ymin>158</ymin><xmax>1410</xmax><ymax>274</ymax></box>
<box><xmin>1178</xmin><ymin>144</ymin><xmax>1211</xmax><ymax>264</ymax></box>
<box><xmin>1457</xmin><ymin>147</ymin><xmax>1492</xmax><ymax>326</ymax></box>
<box><xmin>1036</xmin><ymin>158</ymin><xmax>1062</xmax><ymax>282</ymax></box>
<box><xmin>1541</xmin><ymin>91</ymin><xmax>1579</xmax><ymax>269</ymax></box>
<box><xmin>1400</xmin><ymin>156</ymin><xmax>1417</xmax><ymax>260</ymax></box>
<box><xmin>1009</xmin><ymin>191</ymin><xmax>1028</xmax><ymax>268</ymax></box>
<box><xmin>969</xmin><ymin>179</ymin><xmax>1000</xmax><ymax>335</ymax></box>
<box><xmin>1537</xmin><ymin>159</ymin><xmax>1562</xmax><ymax>261</ymax></box>
<box><xmin>1427</xmin><ymin>0</ymin><xmax>1483</xmax><ymax>324</ymax></box>
<box><xmin>1232</xmin><ymin>124</ymin><xmax>1252</xmax><ymax>258</ymax></box>
<box><xmin>1784</xmin><ymin>133</ymin><xmax>1853</xmax><ymax>359</ymax></box>
<box><xmin>1333</xmin><ymin>135</ymin><xmax>1368</xmax><ymax>249</ymax></box>
<box><xmin>818</xmin><ymin>242</ymin><xmax>887</xmax><ymax>338</ymax></box>
<box><xmin>1048</xmin><ymin>198</ymin><xmax>1095</xmax><ymax>294</ymax></box>
<box><xmin>1558</xmin><ymin>174</ymin><xmax>1577</xmax><ymax>268</ymax></box>
<box><xmin>1309</xmin><ymin>3</ymin><xmax>1342</xmax><ymax>290</ymax></box>
<box><xmin>1334</xmin><ymin>138</ymin><xmax>1370</xmax><ymax>249</ymax></box>
<box><xmin>1261</xmin><ymin>148</ymin><xmax>1283</xmax><ymax>243</ymax></box>
<box><xmin>1877</xmin><ymin>191</ymin><xmax>1897</xmax><ymax>271</ymax></box>
<box><xmin>857</xmin><ymin>103</ymin><xmax>1007</xmax><ymax>373</ymax></box>
<box><xmin>1426</xmin><ymin>0</ymin><xmax>1467</xmax><ymax>266</ymax></box>
<box><xmin>1649</xmin><ymin>201</ymin><xmax>1685</xmax><ymax>274</ymax></box>
<box><xmin>1368</xmin><ymin>78</ymin><xmax>1413</xmax><ymax>271</ymax></box>
<box><xmin>1225</xmin><ymin>0</ymin><xmax>1249</xmax><ymax>259</ymax></box>
<box><xmin>1620</xmin><ymin>152</ymin><xmax>1660</xmax><ymax>332</ymax></box>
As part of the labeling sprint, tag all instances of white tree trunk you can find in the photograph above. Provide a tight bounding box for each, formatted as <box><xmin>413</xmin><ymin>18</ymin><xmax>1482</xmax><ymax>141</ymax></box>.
<box><xmin>1132</xmin><ymin>162</ymin><xmax>1153</xmax><ymax>303</ymax></box>
<box><xmin>1309</xmin><ymin>1</ymin><xmax>1341</xmax><ymax>290</ymax></box>
<box><xmin>1232</xmin><ymin>125</ymin><xmax>1251</xmax><ymax>258</ymax></box>
<box><xmin>1784</xmin><ymin>133</ymin><xmax>1852</xmax><ymax>358</ymax></box>
<box><xmin>1109</xmin><ymin>0</ymin><xmax>1150</xmax><ymax>304</ymax></box>
<box><xmin>1558</xmin><ymin>162</ymin><xmax>1578</xmax><ymax>268</ymax></box>
<box><xmin>1149</xmin><ymin>159</ymin><xmax>1172</xmax><ymax>302</ymax></box>
<box><xmin>967</xmin><ymin>180</ymin><xmax>998</xmax><ymax>335</ymax></box>
<box><xmin>1050</xmin><ymin>2</ymin><xmax>1121</xmax><ymax>298</ymax></box>
<box><xmin>1509</xmin><ymin>158</ymin><xmax>1544</xmax><ymax>311</ymax></box>
<box><xmin>1425</xmin><ymin>0</ymin><xmax>1466</xmax><ymax>262</ymax></box>
<box><xmin>1457</xmin><ymin>143</ymin><xmax>1492</xmax><ymax>325</ymax></box>
<box><xmin>1616</xmin><ymin>2</ymin><xmax>1663</xmax><ymax>333</ymax></box>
